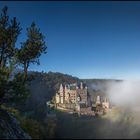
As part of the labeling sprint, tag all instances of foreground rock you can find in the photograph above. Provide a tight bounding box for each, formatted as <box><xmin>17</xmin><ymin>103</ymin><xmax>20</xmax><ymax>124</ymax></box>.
<box><xmin>0</xmin><ymin>109</ymin><xmax>31</xmax><ymax>139</ymax></box>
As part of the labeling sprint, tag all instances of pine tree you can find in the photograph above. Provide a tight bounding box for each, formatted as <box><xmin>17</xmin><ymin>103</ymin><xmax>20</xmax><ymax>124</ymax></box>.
<box><xmin>0</xmin><ymin>6</ymin><xmax>21</xmax><ymax>69</ymax></box>
<box><xmin>17</xmin><ymin>22</ymin><xmax>47</xmax><ymax>82</ymax></box>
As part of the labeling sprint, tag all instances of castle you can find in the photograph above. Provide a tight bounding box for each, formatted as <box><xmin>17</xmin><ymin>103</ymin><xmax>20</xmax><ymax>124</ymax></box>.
<box><xmin>55</xmin><ymin>82</ymin><xmax>88</xmax><ymax>105</ymax></box>
<box><xmin>93</xmin><ymin>95</ymin><xmax>110</xmax><ymax>114</ymax></box>
<box><xmin>54</xmin><ymin>82</ymin><xmax>110</xmax><ymax>116</ymax></box>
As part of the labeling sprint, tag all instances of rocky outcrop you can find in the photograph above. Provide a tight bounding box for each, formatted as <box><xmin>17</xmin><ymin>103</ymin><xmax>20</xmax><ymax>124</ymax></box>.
<box><xmin>0</xmin><ymin>109</ymin><xmax>31</xmax><ymax>139</ymax></box>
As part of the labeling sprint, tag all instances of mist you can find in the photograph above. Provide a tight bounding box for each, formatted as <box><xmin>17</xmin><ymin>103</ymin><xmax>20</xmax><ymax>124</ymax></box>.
<box><xmin>106</xmin><ymin>80</ymin><xmax>140</xmax><ymax>108</ymax></box>
<box><xmin>104</xmin><ymin>80</ymin><xmax>140</xmax><ymax>129</ymax></box>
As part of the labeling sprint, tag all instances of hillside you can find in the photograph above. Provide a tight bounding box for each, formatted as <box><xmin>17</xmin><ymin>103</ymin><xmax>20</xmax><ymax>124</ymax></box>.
<box><xmin>0</xmin><ymin>108</ymin><xmax>31</xmax><ymax>139</ymax></box>
<box><xmin>12</xmin><ymin>71</ymin><xmax>123</xmax><ymax>139</ymax></box>
<box><xmin>17</xmin><ymin>71</ymin><xmax>81</xmax><ymax>119</ymax></box>
<box><xmin>24</xmin><ymin>73</ymin><xmax>122</xmax><ymax>113</ymax></box>
<box><xmin>28</xmin><ymin>71</ymin><xmax>80</xmax><ymax>102</ymax></box>
<box><xmin>7</xmin><ymin>71</ymin><xmax>126</xmax><ymax>139</ymax></box>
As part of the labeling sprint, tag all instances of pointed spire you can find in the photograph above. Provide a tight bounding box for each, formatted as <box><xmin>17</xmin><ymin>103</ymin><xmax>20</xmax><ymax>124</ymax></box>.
<box><xmin>59</xmin><ymin>84</ymin><xmax>63</xmax><ymax>92</ymax></box>
<box><xmin>65</xmin><ymin>84</ymin><xmax>67</xmax><ymax>91</ymax></box>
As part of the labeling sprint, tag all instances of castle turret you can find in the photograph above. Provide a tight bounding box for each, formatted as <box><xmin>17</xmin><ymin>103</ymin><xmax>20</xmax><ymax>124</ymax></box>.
<box><xmin>80</xmin><ymin>82</ymin><xmax>83</xmax><ymax>89</ymax></box>
<box><xmin>102</xmin><ymin>97</ymin><xmax>109</xmax><ymax>109</ymax></box>
<box><xmin>96</xmin><ymin>95</ymin><xmax>101</xmax><ymax>105</ymax></box>
<box><xmin>59</xmin><ymin>84</ymin><xmax>64</xmax><ymax>104</ymax></box>
<box><xmin>59</xmin><ymin>84</ymin><xmax>63</xmax><ymax>96</ymax></box>
<box><xmin>64</xmin><ymin>84</ymin><xmax>70</xmax><ymax>103</ymax></box>
<box><xmin>55</xmin><ymin>93</ymin><xmax>60</xmax><ymax>104</ymax></box>
<box><xmin>65</xmin><ymin>85</ymin><xmax>67</xmax><ymax>91</ymax></box>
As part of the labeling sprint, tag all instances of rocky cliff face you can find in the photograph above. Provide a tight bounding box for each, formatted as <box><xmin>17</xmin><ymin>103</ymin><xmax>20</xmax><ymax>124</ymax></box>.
<box><xmin>0</xmin><ymin>109</ymin><xmax>31</xmax><ymax>139</ymax></box>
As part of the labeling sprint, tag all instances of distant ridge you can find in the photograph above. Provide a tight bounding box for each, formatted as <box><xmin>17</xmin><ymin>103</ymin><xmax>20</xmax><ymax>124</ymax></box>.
<box><xmin>81</xmin><ymin>78</ymin><xmax>123</xmax><ymax>81</ymax></box>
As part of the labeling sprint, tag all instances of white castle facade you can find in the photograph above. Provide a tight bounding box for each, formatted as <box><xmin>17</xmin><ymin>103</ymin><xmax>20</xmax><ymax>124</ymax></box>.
<box><xmin>55</xmin><ymin>82</ymin><xmax>88</xmax><ymax>105</ymax></box>
<box><xmin>54</xmin><ymin>82</ymin><xmax>110</xmax><ymax>116</ymax></box>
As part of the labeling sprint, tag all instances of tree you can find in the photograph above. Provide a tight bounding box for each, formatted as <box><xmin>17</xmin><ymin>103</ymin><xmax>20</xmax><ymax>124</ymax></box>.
<box><xmin>0</xmin><ymin>6</ymin><xmax>47</xmax><ymax>106</ymax></box>
<box><xmin>0</xmin><ymin>6</ymin><xmax>21</xmax><ymax>102</ymax></box>
<box><xmin>17</xmin><ymin>22</ymin><xmax>47</xmax><ymax>82</ymax></box>
<box><xmin>0</xmin><ymin>6</ymin><xmax>21</xmax><ymax>69</ymax></box>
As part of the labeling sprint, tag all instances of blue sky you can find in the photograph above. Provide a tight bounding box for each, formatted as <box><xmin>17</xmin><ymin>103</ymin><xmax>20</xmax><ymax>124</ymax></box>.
<box><xmin>1</xmin><ymin>1</ymin><xmax>140</xmax><ymax>80</ymax></box>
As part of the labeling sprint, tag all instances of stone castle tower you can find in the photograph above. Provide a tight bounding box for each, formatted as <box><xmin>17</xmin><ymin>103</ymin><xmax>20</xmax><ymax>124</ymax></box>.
<box><xmin>96</xmin><ymin>96</ymin><xmax>101</xmax><ymax>105</ymax></box>
<box><xmin>94</xmin><ymin>95</ymin><xmax>110</xmax><ymax>109</ymax></box>
<box><xmin>59</xmin><ymin>84</ymin><xmax>64</xmax><ymax>104</ymax></box>
<box><xmin>64</xmin><ymin>85</ymin><xmax>70</xmax><ymax>103</ymax></box>
<box><xmin>102</xmin><ymin>97</ymin><xmax>109</xmax><ymax>109</ymax></box>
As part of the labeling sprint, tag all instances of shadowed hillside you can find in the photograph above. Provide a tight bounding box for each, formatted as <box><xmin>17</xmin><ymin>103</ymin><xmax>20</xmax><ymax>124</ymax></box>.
<box><xmin>0</xmin><ymin>109</ymin><xmax>31</xmax><ymax>139</ymax></box>
<box><xmin>19</xmin><ymin>71</ymin><xmax>81</xmax><ymax>119</ymax></box>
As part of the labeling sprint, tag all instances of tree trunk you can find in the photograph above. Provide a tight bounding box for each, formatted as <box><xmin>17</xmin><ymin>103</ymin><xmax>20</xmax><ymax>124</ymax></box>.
<box><xmin>0</xmin><ymin>53</ymin><xmax>4</xmax><ymax>69</ymax></box>
<box><xmin>23</xmin><ymin>63</ymin><xmax>28</xmax><ymax>83</ymax></box>
<box><xmin>3</xmin><ymin>57</ymin><xmax>6</xmax><ymax>68</ymax></box>
<box><xmin>0</xmin><ymin>45</ymin><xmax>5</xmax><ymax>69</ymax></box>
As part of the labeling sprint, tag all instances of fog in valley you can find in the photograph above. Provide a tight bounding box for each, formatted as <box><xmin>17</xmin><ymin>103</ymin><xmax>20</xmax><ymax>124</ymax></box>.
<box><xmin>100</xmin><ymin>80</ymin><xmax>140</xmax><ymax>138</ymax></box>
<box><xmin>56</xmin><ymin>80</ymin><xmax>140</xmax><ymax>139</ymax></box>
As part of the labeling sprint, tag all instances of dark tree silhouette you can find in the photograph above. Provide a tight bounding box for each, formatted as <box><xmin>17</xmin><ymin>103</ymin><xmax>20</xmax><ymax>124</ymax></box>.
<box><xmin>0</xmin><ymin>6</ymin><xmax>21</xmax><ymax>69</ymax></box>
<box><xmin>17</xmin><ymin>22</ymin><xmax>47</xmax><ymax>82</ymax></box>
<box><xmin>0</xmin><ymin>6</ymin><xmax>21</xmax><ymax>101</ymax></box>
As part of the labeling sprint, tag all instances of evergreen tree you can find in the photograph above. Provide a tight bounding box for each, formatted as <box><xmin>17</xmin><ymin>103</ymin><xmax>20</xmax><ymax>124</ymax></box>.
<box><xmin>0</xmin><ymin>6</ymin><xmax>21</xmax><ymax>69</ymax></box>
<box><xmin>0</xmin><ymin>6</ymin><xmax>21</xmax><ymax>101</ymax></box>
<box><xmin>17</xmin><ymin>22</ymin><xmax>47</xmax><ymax>82</ymax></box>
